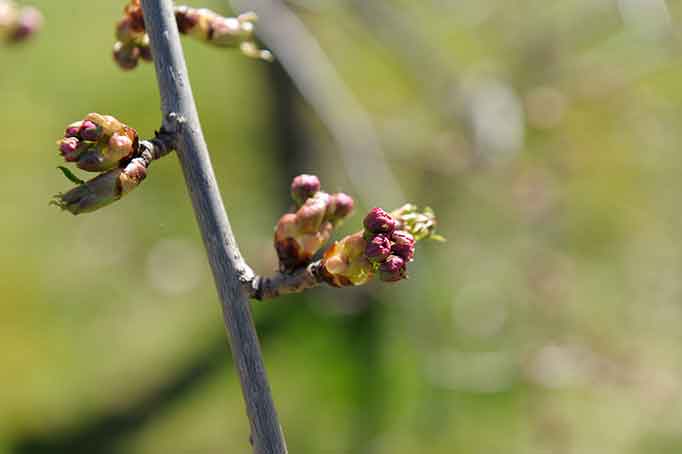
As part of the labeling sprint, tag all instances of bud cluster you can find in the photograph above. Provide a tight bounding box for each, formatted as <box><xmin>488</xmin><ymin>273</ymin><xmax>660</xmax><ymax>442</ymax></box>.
<box><xmin>0</xmin><ymin>0</ymin><xmax>42</xmax><ymax>43</ymax></box>
<box><xmin>274</xmin><ymin>174</ymin><xmax>354</xmax><ymax>271</ymax></box>
<box><xmin>320</xmin><ymin>208</ymin><xmax>417</xmax><ymax>286</ymax></box>
<box><xmin>113</xmin><ymin>1</ymin><xmax>271</xmax><ymax>70</ymax></box>
<box><xmin>53</xmin><ymin>114</ymin><xmax>147</xmax><ymax>215</ymax></box>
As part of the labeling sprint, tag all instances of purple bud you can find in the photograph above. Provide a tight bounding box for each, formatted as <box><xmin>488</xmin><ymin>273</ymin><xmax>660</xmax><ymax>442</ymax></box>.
<box><xmin>59</xmin><ymin>137</ymin><xmax>80</xmax><ymax>160</ymax></box>
<box><xmin>291</xmin><ymin>174</ymin><xmax>321</xmax><ymax>205</ymax></box>
<box><xmin>363</xmin><ymin>207</ymin><xmax>396</xmax><ymax>235</ymax></box>
<box><xmin>364</xmin><ymin>234</ymin><xmax>391</xmax><ymax>263</ymax></box>
<box><xmin>391</xmin><ymin>230</ymin><xmax>415</xmax><ymax>262</ymax></box>
<box><xmin>79</xmin><ymin>120</ymin><xmax>101</xmax><ymax>141</ymax></box>
<box><xmin>327</xmin><ymin>192</ymin><xmax>354</xmax><ymax>223</ymax></box>
<box><xmin>379</xmin><ymin>255</ymin><xmax>407</xmax><ymax>282</ymax></box>
<box><xmin>64</xmin><ymin>121</ymin><xmax>83</xmax><ymax>138</ymax></box>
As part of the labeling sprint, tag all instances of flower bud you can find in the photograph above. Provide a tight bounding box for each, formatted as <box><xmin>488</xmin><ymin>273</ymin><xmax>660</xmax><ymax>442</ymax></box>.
<box><xmin>79</xmin><ymin>120</ymin><xmax>102</xmax><ymax>142</ymax></box>
<box><xmin>113</xmin><ymin>41</ymin><xmax>140</xmax><ymax>70</ymax></box>
<box><xmin>365</xmin><ymin>234</ymin><xmax>391</xmax><ymax>263</ymax></box>
<box><xmin>326</xmin><ymin>192</ymin><xmax>354</xmax><ymax>224</ymax></box>
<box><xmin>58</xmin><ymin>137</ymin><xmax>85</xmax><ymax>162</ymax></box>
<box><xmin>64</xmin><ymin>121</ymin><xmax>83</xmax><ymax>138</ymax></box>
<box><xmin>379</xmin><ymin>255</ymin><xmax>407</xmax><ymax>282</ymax></box>
<box><xmin>84</xmin><ymin>113</ymin><xmax>126</xmax><ymax>136</ymax></box>
<box><xmin>291</xmin><ymin>174</ymin><xmax>321</xmax><ymax>206</ymax></box>
<box><xmin>363</xmin><ymin>207</ymin><xmax>396</xmax><ymax>235</ymax></box>
<box><xmin>8</xmin><ymin>6</ymin><xmax>42</xmax><ymax>42</ymax></box>
<box><xmin>274</xmin><ymin>212</ymin><xmax>332</xmax><ymax>270</ymax></box>
<box><xmin>175</xmin><ymin>6</ymin><xmax>199</xmax><ymax>34</ymax></box>
<box><xmin>391</xmin><ymin>230</ymin><xmax>415</xmax><ymax>262</ymax></box>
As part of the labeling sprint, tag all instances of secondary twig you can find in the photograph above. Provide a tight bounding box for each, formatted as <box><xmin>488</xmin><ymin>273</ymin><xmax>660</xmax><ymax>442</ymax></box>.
<box><xmin>139</xmin><ymin>1</ymin><xmax>287</xmax><ymax>453</ymax></box>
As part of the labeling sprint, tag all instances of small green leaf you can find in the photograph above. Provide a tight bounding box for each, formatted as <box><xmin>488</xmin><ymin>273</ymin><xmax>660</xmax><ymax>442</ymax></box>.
<box><xmin>57</xmin><ymin>166</ymin><xmax>85</xmax><ymax>185</ymax></box>
<box><xmin>429</xmin><ymin>234</ymin><xmax>446</xmax><ymax>242</ymax></box>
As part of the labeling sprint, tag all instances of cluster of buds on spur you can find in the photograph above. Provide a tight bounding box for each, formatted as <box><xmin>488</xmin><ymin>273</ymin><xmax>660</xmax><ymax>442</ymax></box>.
<box><xmin>274</xmin><ymin>174</ymin><xmax>354</xmax><ymax>271</ymax></box>
<box><xmin>52</xmin><ymin>114</ymin><xmax>147</xmax><ymax>215</ymax></box>
<box><xmin>0</xmin><ymin>0</ymin><xmax>42</xmax><ymax>43</ymax></box>
<box><xmin>113</xmin><ymin>0</ymin><xmax>272</xmax><ymax>70</ymax></box>
<box><xmin>319</xmin><ymin>206</ymin><xmax>442</xmax><ymax>287</ymax></box>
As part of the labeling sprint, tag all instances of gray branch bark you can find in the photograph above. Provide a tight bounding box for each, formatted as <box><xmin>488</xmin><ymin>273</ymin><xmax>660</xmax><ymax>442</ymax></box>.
<box><xmin>139</xmin><ymin>1</ymin><xmax>287</xmax><ymax>453</ymax></box>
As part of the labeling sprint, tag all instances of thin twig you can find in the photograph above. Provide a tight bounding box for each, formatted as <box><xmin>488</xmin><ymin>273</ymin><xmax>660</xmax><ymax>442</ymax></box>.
<box><xmin>139</xmin><ymin>1</ymin><xmax>287</xmax><ymax>453</ymax></box>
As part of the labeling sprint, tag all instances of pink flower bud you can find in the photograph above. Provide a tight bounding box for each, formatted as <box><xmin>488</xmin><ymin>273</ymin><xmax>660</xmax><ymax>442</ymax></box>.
<box><xmin>58</xmin><ymin>137</ymin><xmax>80</xmax><ymax>161</ymax></box>
<box><xmin>64</xmin><ymin>121</ymin><xmax>83</xmax><ymax>138</ymax></box>
<box><xmin>391</xmin><ymin>230</ymin><xmax>415</xmax><ymax>262</ymax></box>
<box><xmin>295</xmin><ymin>192</ymin><xmax>330</xmax><ymax>233</ymax></box>
<box><xmin>365</xmin><ymin>234</ymin><xmax>391</xmax><ymax>263</ymax></box>
<box><xmin>363</xmin><ymin>207</ymin><xmax>396</xmax><ymax>235</ymax></box>
<box><xmin>9</xmin><ymin>6</ymin><xmax>42</xmax><ymax>42</ymax></box>
<box><xmin>379</xmin><ymin>255</ymin><xmax>407</xmax><ymax>282</ymax></box>
<box><xmin>79</xmin><ymin>120</ymin><xmax>101</xmax><ymax>142</ymax></box>
<box><xmin>326</xmin><ymin>192</ymin><xmax>354</xmax><ymax>223</ymax></box>
<box><xmin>291</xmin><ymin>174</ymin><xmax>320</xmax><ymax>206</ymax></box>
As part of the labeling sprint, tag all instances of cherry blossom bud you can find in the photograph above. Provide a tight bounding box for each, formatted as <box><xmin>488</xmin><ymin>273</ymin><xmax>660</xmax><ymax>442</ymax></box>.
<box><xmin>291</xmin><ymin>174</ymin><xmax>320</xmax><ymax>206</ymax></box>
<box><xmin>326</xmin><ymin>192</ymin><xmax>354</xmax><ymax>224</ymax></box>
<box><xmin>8</xmin><ymin>6</ymin><xmax>42</xmax><ymax>42</ymax></box>
<box><xmin>58</xmin><ymin>137</ymin><xmax>81</xmax><ymax>162</ymax></box>
<box><xmin>365</xmin><ymin>234</ymin><xmax>391</xmax><ymax>263</ymax></box>
<box><xmin>79</xmin><ymin>120</ymin><xmax>102</xmax><ymax>142</ymax></box>
<box><xmin>113</xmin><ymin>41</ymin><xmax>140</xmax><ymax>70</ymax></box>
<box><xmin>64</xmin><ymin>121</ymin><xmax>83</xmax><ymax>138</ymax></box>
<box><xmin>379</xmin><ymin>255</ymin><xmax>407</xmax><ymax>282</ymax></box>
<box><xmin>108</xmin><ymin>132</ymin><xmax>135</xmax><ymax>160</ymax></box>
<box><xmin>363</xmin><ymin>207</ymin><xmax>396</xmax><ymax>235</ymax></box>
<box><xmin>391</xmin><ymin>230</ymin><xmax>415</xmax><ymax>262</ymax></box>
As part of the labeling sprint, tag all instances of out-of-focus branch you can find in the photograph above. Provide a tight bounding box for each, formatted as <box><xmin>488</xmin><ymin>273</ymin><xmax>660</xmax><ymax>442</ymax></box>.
<box><xmin>230</xmin><ymin>0</ymin><xmax>405</xmax><ymax>207</ymax></box>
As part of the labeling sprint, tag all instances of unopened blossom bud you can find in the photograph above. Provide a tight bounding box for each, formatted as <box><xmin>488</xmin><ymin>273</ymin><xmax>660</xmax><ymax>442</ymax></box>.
<box><xmin>379</xmin><ymin>255</ymin><xmax>407</xmax><ymax>283</ymax></box>
<box><xmin>391</xmin><ymin>230</ymin><xmax>415</xmax><ymax>262</ymax></box>
<box><xmin>113</xmin><ymin>41</ymin><xmax>140</xmax><ymax>70</ymax></box>
<box><xmin>84</xmin><ymin>113</ymin><xmax>130</xmax><ymax>137</ymax></box>
<box><xmin>291</xmin><ymin>174</ymin><xmax>320</xmax><ymax>206</ymax></box>
<box><xmin>365</xmin><ymin>234</ymin><xmax>391</xmax><ymax>263</ymax></box>
<box><xmin>274</xmin><ymin>212</ymin><xmax>333</xmax><ymax>270</ymax></box>
<box><xmin>64</xmin><ymin>121</ymin><xmax>83</xmax><ymax>138</ymax></box>
<box><xmin>326</xmin><ymin>192</ymin><xmax>354</xmax><ymax>224</ymax></box>
<box><xmin>58</xmin><ymin>137</ymin><xmax>81</xmax><ymax>162</ymax></box>
<box><xmin>8</xmin><ymin>6</ymin><xmax>42</xmax><ymax>42</ymax></box>
<box><xmin>295</xmin><ymin>192</ymin><xmax>330</xmax><ymax>233</ymax></box>
<box><xmin>175</xmin><ymin>6</ymin><xmax>199</xmax><ymax>34</ymax></box>
<box><xmin>363</xmin><ymin>207</ymin><xmax>396</xmax><ymax>235</ymax></box>
<box><xmin>79</xmin><ymin>120</ymin><xmax>101</xmax><ymax>142</ymax></box>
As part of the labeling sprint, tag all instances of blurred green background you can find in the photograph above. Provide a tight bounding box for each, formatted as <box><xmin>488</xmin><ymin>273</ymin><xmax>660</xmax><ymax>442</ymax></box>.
<box><xmin>3</xmin><ymin>0</ymin><xmax>682</xmax><ymax>453</ymax></box>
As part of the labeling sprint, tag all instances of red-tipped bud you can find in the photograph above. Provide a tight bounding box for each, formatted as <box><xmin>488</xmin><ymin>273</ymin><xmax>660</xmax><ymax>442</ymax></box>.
<box><xmin>58</xmin><ymin>137</ymin><xmax>80</xmax><ymax>161</ymax></box>
<box><xmin>64</xmin><ymin>121</ymin><xmax>83</xmax><ymax>138</ymax></box>
<box><xmin>391</xmin><ymin>230</ymin><xmax>415</xmax><ymax>262</ymax></box>
<box><xmin>363</xmin><ymin>207</ymin><xmax>396</xmax><ymax>235</ymax></box>
<box><xmin>326</xmin><ymin>192</ymin><xmax>354</xmax><ymax>223</ymax></box>
<box><xmin>79</xmin><ymin>120</ymin><xmax>101</xmax><ymax>142</ymax></box>
<box><xmin>365</xmin><ymin>234</ymin><xmax>392</xmax><ymax>263</ymax></box>
<box><xmin>291</xmin><ymin>174</ymin><xmax>320</xmax><ymax>206</ymax></box>
<box><xmin>379</xmin><ymin>255</ymin><xmax>407</xmax><ymax>282</ymax></box>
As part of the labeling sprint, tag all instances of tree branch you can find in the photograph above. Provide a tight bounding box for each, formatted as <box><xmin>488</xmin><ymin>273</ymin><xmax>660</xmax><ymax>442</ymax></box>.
<box><xmin>139</xmin><ymin>1</ymin><xmax>287</xmax><ymax>453</ymax></box>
